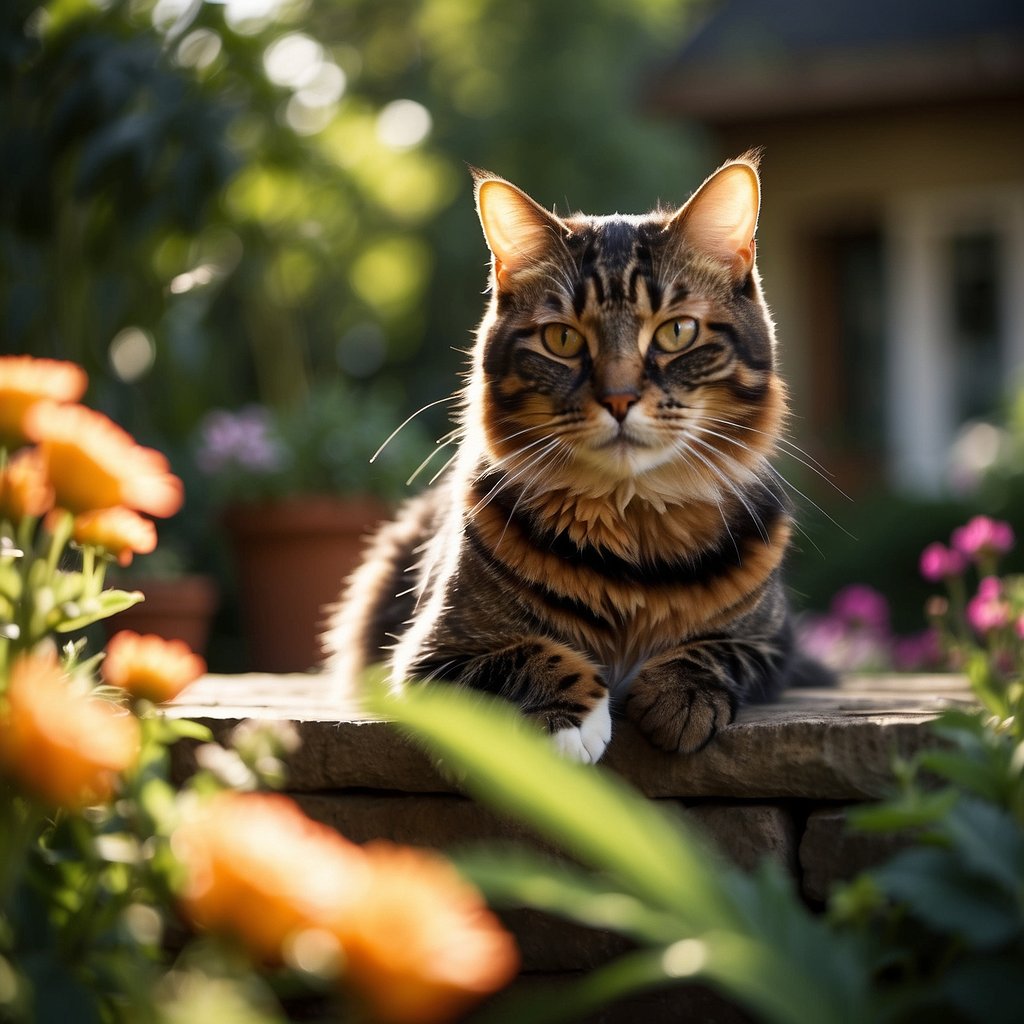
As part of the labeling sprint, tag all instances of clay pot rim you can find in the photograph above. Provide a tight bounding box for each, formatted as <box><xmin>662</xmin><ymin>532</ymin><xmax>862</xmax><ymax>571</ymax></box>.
<box><xmin>223</xmin><ymin>494</ymin><xmax>390</xmax><ymax>537</ymax></box>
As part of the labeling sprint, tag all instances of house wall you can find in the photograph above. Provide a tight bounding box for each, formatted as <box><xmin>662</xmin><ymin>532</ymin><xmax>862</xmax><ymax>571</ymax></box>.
<box><xmin>710</xmin><ymin>98</ymin><xmax>1024</xmax><ymax>491</ymax></box>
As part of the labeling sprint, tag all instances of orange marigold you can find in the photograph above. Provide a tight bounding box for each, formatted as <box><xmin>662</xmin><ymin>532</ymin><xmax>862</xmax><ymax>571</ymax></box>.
<box><xmin>0</xmin><ymin>355</ymin><xmax>88</xmax><ymax>448</ymax></box>
<box><xmin>0</xmin><ymin>448</ymin><xmax>54</xmax><ymax>522</ymax></box>
<box><xmin>172</xmin><ymin>792</ymin><xmax>369</xmax><ymax>966</ymax></box>
<box><xmin>0</xmin><ymin>649</ymin><xmax>140</xmax><ymax>809</ymax></box>
<box><xmin>25</xmin><ymin>402</ymin><xmax>183</xmax><ymax>517</ymax></box>
<box><xmin>102</xmin><ymin>630</ymin><xmax>205</xmax><ymax>703</ymax></box>
<box><xmin>329</xmin><ymin>842</ymin><xmax>519</xmax><ymax>1024</ymax></box>
<box><xmin>71</xmin><ymin>507</ymin><xmax>157</xmax><ymax>566</ymax></box>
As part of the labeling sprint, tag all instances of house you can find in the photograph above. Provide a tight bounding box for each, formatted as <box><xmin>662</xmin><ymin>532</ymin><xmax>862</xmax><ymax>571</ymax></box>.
<box><xmin>647</xmin><ymin>0</ymin><xmax>1024</xmax><ymax>494</ymax></box>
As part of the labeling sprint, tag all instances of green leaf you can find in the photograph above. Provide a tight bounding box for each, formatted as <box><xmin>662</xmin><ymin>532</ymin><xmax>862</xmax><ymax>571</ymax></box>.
<box><xmin>369</xmin><ymin>683</ymin><xmax>737</xmax><ymax>928</ymax></box>
<box><xmin>52</xmin><ymin>589</ymin><xmax>143</xmax><ymax>632</ymax></box>
<box><xmin>154</xmin><ymin>717</ymin><xmax>214</xmax><ymax>744</ymax></box>
<box><xmin>916</xmin><ymin>749</ymin><xmax>1006</xmax><ymax>803</ymax></box>
<box><xmin>872</xmin><ymin>846</ymin><xmax>1021</xmax><ymax>948</ymax></box>
<box><xmin>477</xmin><ymin>930</ymin><xmax>865</xmax><ymax>1024</ymax></box>
<box><xmin>848</xmin><ymin>788</ymin><xmax>957</xmax><ymax>832</ymax></box>
<box><xmin>942</xmin><ymin>798</ymin><xmax>1024</xmax><ymax>894</ymax></box>
<box><xmin>453</xmin><ymin>846</ymin><xmax>684</xmax><ymax>944</ymax></box>
<box><xmin>966</xmin><ymin>652</ymin><xmax>1010</xmax><ymax>719</ymax></box>
<box><xmin>472</xmin><ymin>945</ymin><xmax>692</xmax><ymax>1024</ymax></box>
<box><xmin>373</xmin><ymin>684</ymin><xmax>869</xmax><ymax>1024</ymax></box>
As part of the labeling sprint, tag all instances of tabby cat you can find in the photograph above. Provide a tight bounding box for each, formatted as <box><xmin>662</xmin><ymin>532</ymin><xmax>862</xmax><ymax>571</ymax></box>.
<box><xmin>324</xmin><ymin>153</ymin><xmax>826</xmax><ymax>763</ymax></box>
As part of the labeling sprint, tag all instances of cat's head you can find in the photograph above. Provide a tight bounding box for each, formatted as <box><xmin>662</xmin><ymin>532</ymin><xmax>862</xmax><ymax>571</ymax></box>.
<box><xmin>468</xmin><ymin>154</ymin><xmax>786</xmax><ymax>506</ymax></box>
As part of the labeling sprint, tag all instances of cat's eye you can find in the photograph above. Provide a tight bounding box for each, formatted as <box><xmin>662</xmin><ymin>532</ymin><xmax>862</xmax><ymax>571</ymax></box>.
<box><xmin>653</xmin><ymin>317</ymin><xmax>699</xmax><ymax>353</ymax></box>
<box><xmin>541</xmin><ymin>323</ymin><xmax>586</xmax><ymax>359</ymax></box>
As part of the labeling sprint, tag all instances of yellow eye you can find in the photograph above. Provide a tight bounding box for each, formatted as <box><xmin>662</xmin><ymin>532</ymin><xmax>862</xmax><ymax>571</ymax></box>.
<box><xmin>653</xmin><ymin>317</ymin><xmax>699</xmax><ymax>353</ymax></box>
<box><xmin>541</xmin><ymin>323</ymin><xmax>585</xmax><ymax>359</ymax></box>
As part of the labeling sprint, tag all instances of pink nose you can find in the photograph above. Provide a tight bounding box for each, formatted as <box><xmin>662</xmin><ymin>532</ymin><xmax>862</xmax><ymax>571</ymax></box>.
<box><xmin>600</xmin><ymin>392</ymin><xmax>639</xmax><ymax>423</ymax></box>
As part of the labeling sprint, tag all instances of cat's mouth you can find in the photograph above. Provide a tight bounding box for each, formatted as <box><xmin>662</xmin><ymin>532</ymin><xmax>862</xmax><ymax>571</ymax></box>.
<box><xmin>581</xmin><ymin>425</ymin><xmax>677</xmax><ymax>477</ymax></box>
<box><xmin>594</xmin><ymin>425</ymin><xmax>655</xmax><ymax>451</ymax></box>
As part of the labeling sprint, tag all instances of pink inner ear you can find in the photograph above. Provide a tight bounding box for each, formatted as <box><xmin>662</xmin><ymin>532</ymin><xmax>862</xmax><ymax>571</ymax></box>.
<box><xmin>476</xmin><ymin>179</ymin><xmax>562</xmax><ymax>277</ymax></box>
<box><xmin>678</xmin><ymin>163</ymin><xmax>760</xmax><ymax>274</ymax></box>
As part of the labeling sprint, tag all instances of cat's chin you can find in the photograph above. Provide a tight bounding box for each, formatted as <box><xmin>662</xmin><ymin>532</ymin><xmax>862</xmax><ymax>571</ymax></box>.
<box><xmin>577</xmin><ymin>438</ymin><xmax>678</xmax><ymax>479</ymax></box>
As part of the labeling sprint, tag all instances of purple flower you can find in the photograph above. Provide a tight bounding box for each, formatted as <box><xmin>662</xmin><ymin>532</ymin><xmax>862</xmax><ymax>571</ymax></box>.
<box><xmin>796</xmin><ymin>612</ymin><xmax>890</xmax><ymax>672</ymax></box>
<box><xmin>951</xmin><ymin>515</ymin><xmax>1015</xmax><ymax>561</ymax></box>
<box><xmin>196</xmin><ymin>407</ymin><xmax>286</xmax><ymax>476</ymax></box>
<box><xmin>892</xmin><ymin>629</ymin><xmax>942</xmax><ymax>671</ymax></box>
<box><xmin>830</xmin><ymin>584</ymin><xmax>890</xmax><ymax>635</ymax></box>
<box><xmin>919</xmin><ymin>542</ymin><xmax>966</xmax><ymax>583</ymax></box>
<box><xmin>966</xmin><ymin>576</ymin><xmax>1011</xmax><ymax>635</ymax></box>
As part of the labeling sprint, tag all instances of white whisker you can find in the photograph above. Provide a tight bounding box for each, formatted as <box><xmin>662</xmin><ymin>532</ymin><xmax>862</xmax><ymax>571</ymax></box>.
<box><xmin>371</xmin><ymin>395</ymin><xmax>455</xmax><ymax>464</ymax></box>
<box><xmin>680</xmin><ymin>436</ymin><xmax>772</xmax><ymax>546</ymax></box>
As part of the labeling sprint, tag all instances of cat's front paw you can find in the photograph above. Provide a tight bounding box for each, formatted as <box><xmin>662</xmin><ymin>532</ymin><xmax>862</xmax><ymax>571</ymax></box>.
<box><xmin>626</xmin><ymin>670</ymin><xmax>736</xmax><ymax>754</ymax></box>
<box><xmin>551</xmin><ymin>693</ymin><xmax>612</xmax><ymax>764</ymax></box>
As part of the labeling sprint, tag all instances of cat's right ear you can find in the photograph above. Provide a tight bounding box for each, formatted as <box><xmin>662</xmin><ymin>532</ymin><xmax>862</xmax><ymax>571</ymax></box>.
<box><xmin>472</xmin><ymin>170</ymin><xmax>567</xmax><ymax>289</ymax></box>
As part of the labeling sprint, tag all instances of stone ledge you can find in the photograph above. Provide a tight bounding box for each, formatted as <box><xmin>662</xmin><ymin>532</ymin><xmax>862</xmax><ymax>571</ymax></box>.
<box><xmin>166</xmin><ymin>672</ymin><xmax>973</xmax><ymax>986</ymax></box>
<box><xmin>168</xmin><ymin>673</ymin><xmax>971</xmax><ymax>801</ymax></box>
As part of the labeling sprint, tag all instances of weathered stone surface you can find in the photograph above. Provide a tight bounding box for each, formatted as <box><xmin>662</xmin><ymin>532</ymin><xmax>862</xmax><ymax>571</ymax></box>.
<box><xmin>168</xmin><ymin>673</ymin><xmax>972</xmax><ymax>800</ymax></box>
<box><xmin>683</xmin><ymin>803</ymin><xmax>797</xmax><ymax>873</ymax></box>
<box><xmin>294</xmin><ymin>792</ymin><xmax>539</xmax><ymax>848</ymax></box>
<box><xmin>799</xmin><ymin>807</ymin><xmax>912</xmax><ymax>903</ymax></box>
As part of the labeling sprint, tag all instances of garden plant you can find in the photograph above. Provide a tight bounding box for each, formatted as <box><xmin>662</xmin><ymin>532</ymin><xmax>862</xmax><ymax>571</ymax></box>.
<box><xmin>374</xmin><ymin>515</ymin><xmax>1024</xmax><ymax>1023</ymax></box>
<box><xmin>3</xmin><ymin>353</ymin><xmax>1023</xmax><ymax>1022</ymax></box>
<box><xmin>0</xmin><ymin>355</ymin><xmax>518</xmax><ymax>1024</ymax></box>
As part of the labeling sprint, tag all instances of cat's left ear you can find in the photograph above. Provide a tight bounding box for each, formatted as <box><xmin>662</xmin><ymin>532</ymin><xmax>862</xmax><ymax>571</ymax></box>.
<box><xmin>670</xmin><ymin>156</ymin><xmax>760</xmax><ymax>279</ymax></box>
<box><xmin>473</xmin><ymin>170</ymin><xmax>568</xmax><ymax>289</ymax></box>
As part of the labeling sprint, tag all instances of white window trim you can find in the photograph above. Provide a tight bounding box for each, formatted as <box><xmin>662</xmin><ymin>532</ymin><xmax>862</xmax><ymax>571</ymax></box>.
<box><xmin>883</xmin><ymin>184</ymin><xmax>1024</xmax><ymax>494</ymax></box>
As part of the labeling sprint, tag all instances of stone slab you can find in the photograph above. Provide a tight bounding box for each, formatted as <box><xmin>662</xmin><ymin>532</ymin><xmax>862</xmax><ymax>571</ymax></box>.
<box><xmin>684</xmin><ymin>803</ymin><xmax>797</xmax><ymax>873</ymax></box>
<box><xmin>167</xmin><ymin>673</ymin><xmax>972</xmax><ymax>801</ymax></box>
<box><xmin>799</xmin><ymin>806</ymin><xmax>912</xmax><ymax>903</ymax></box>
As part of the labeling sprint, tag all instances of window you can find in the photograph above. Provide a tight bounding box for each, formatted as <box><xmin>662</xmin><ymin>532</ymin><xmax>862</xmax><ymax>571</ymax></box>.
<box><xmin>884</xmin><ymin>186</ymin><xmax>1024</xmax><ymax>494</ymax></box>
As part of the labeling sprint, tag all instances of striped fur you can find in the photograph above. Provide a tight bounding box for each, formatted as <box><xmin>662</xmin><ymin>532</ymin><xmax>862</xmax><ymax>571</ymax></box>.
<box><xmin>324</xmin><ymin>155</ymin><xmax>825</xmax><ymax>762</ymax></box>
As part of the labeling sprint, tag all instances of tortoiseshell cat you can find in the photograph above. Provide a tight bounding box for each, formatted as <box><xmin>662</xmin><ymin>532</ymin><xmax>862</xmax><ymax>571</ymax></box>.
<box><xmin>325</xmin><ymin>154</ymin><xmax>826</xmax><ymax>763</ymax></box>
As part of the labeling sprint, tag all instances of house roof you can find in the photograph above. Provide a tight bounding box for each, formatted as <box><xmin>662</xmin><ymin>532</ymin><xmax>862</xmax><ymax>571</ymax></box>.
<box><xmin>648</xmin><ymin>0</ymin><xmax>1024</xmax><ymax>123</ymax></box>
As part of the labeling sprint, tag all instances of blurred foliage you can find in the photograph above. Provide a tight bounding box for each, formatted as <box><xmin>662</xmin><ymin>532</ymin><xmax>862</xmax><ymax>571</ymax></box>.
<box><xmin>2</xmin><ymin>0</ymin><xmax>707</xmax><ymax>664</ymax></box>
<box><xmin>1</xmin><ymin>0</ymin><xmax>705</xmax><ymax>486</ymax></box>
<box><xmin>376</xmin><ymin>656</ymin><xmax>1024</xmax><ymax>1024</ymax></box>
<box><xmin>787</xmin><ymin>388</ymin><xmax>1024</xmax><ymax>629</ymax></box>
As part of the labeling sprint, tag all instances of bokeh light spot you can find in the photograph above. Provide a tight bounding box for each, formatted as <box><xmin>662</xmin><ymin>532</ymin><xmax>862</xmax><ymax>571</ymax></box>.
<box><xmin>375</xmin><ymin>99</ymin><xmax>432</xmax><ymax>151</ymax></box>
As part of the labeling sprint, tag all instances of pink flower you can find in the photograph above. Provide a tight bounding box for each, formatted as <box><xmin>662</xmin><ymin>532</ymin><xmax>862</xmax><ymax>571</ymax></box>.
<box><xmin>966</xmin><ymin>576</ymin><xmax>1011</xmax><ymax>635</ymax></box>
<box><xmin>951</xmin><ymin>516</ymin><xmax>1015</xmax><ymax>561</ymax></box>
<box><xmin>919</xmin><ymin>543</ymin><xmax>966</xmax><ymax>583</ymax></box>
<box><xmin>892</xmin><ymin>629</ymin><xmax>942</xmax><ymax>671</ymax></box>
<box><xmin>796</xmin><ymin>613</ymin><xmax>890</xmax><ymax>672</ymax></box>
<box><xmin>830</xmin><ymin>585</ymin><xmax>890</xmax><ymax>635</ymax></box>
<box><xmin>1016</xmin><ymin>614</ymin><xmax>1024</xmax><ymax>641</ymax></box>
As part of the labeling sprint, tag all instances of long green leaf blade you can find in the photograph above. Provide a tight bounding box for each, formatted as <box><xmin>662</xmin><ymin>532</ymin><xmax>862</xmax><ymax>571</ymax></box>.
<box><xmin>370</xmin><ymin>683</ymin><xmax>739</xmax><ymax>928</ymax></box>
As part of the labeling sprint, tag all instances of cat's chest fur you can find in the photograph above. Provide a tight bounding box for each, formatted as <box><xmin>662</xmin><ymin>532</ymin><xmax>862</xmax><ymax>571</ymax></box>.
<box><xmin>461</xmin><ymin>481</ymin><xmax>789</xmax><ymax>692</ymax></box>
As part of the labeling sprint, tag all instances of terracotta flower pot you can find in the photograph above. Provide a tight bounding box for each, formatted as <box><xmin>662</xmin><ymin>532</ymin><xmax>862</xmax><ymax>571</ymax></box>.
<box><xmin>105</xmin><ymin>574</ymin><xmax>219</xmax><ymax>656</ymax></box>
<box><xmin>225</xmin><ymin>495</ymin><xmax>388</xmax><ymax>673</ymax></box>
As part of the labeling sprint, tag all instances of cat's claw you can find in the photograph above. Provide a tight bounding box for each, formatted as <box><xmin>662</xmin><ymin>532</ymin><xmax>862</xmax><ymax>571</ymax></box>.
<box><xmin>551</xmin><ymin>695</ymin><xmax>612</xmax><ymax>764</ymax></box>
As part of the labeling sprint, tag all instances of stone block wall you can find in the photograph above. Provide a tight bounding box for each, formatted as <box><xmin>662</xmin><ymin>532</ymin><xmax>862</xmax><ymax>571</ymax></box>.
<box><xmin>168</xmin><ymin>673</ymin><xmax>970</xmax><ymax>1022</ymax></box>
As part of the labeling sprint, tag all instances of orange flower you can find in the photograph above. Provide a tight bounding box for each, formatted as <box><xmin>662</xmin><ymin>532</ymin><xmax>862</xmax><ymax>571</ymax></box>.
<box><xmin>71</xmin><ymin>507</ymin><xmax>157</xmax><ymax>566</ymax></box>
<box><xmin>25</xmin><ymin>402</ymin><xmax>183</xmax><ymax>517</ymax></box>
<box><xmin>102</xmin><ymin>630</ymin><xmax>205</xmax><ymax>703</ymax></box>
<box><xmin>0</xmin><ymin>448</ymin><xmax>54</xmax><ymax>522</ymax></box>
<box><xmin>329</xmin><ymin>842</ymin><xmax>519</xmax><ymax>1024</ymax></box>
<box><xmin>0</xmin><ymin>649</ymin><xmax>140</xmax><ymax>809</ymax></box>
<box><xmin>0</xmin><ymin>355</ymin><xmax>88</xmax><ymax>448</ymax></box>
<box><xmin>172</xmin><ymin>792</ymin><xmax>369</xmax><ymax>965</ymax></box>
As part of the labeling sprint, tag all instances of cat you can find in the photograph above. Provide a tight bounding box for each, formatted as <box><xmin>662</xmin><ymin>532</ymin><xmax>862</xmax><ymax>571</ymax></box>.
<box><xmin>324</xmin><ymin>153</ymin><xmax>827</xmax><ymax>763</ymax></box>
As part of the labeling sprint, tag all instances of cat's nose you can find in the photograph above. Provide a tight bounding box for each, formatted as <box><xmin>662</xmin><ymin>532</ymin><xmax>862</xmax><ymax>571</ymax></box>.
<box><xmin>599</xmin><ymin>391</ymin><xmax>639</xmax><ymax>423</ymax></box>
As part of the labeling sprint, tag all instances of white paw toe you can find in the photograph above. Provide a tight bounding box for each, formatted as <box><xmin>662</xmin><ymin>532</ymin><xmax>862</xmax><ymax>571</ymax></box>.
<box><xmin>551</xmin><ymin>694</ymin><xmax>612</xmax><ymax>764</ymax></box>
